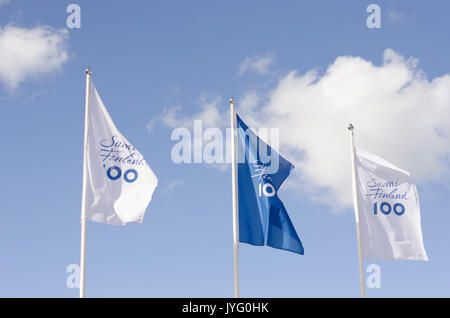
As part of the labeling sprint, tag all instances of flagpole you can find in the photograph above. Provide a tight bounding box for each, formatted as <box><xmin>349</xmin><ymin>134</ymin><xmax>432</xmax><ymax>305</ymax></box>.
<box><xmin>348</xmin><ymin>123</ymin><xmax>366</xmax><ymax>298</ymax></box>
<box><xmin>230</xmin><ymin>98</ymin><xmax>240</xmax><ymax>298</ymax></box>
<box><xmin>79</xmin><ymin>68</ymin><xmax>92</xmax><ymax>298</ymax></box>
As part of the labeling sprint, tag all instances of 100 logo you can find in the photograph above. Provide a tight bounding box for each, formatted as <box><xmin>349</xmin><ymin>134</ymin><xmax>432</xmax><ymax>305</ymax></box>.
<box><xmin>106</xmin><ymin>166</ymin><xmax>138</xmax><ymax>183</ymax></box>
<box><xmin>373</xmin><ymin>202</ymin><xmax>405</xmax><ymax>216</ymax></box>
<box><xmin>258</xmin><ymin>182</ymin><xmax>276</xmax><ymax>197</ymax></box>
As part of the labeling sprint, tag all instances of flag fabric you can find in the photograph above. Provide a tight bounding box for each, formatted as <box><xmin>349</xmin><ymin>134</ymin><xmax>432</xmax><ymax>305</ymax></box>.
<box><xmin>83</xmin><ymin>79</ymin><xmax>158</xmax><ymax>225</ymax></box>
<box><xmin>354</xmin><ymin>149</ymin><xmax>428</xmax><ymax>260</ymax></box>
<box><xmin>236</xmin><ymin>115</ymin><xmax>304</xmax><ymax>255</ymax></box>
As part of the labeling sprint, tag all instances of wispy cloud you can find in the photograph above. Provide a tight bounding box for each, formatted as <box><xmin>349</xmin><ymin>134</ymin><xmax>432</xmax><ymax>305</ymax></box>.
<box><xmin>238</xmin><ymin>54</ymin><xmax>274</xmax><ymax>76</ymax></box>
<box><xmin>161</xmin><ymin>180</ymin><xmax>184</xmax><ymax>194</ymax></box>
<box><xmin>386</xmin><ymin>9</ymin><xmax>417</xmax><ymax>24</ymax></box>
<box><xmin>0</xmin><ymin>0</ymin><xmax>10</xmax><ymax>7</ymax></box>
<box><xmin>387</xmin><ymin>10</ymin><xmax>404</xmax><ymax>23</ymax></box>
<box><xmin>147</xmin><ymin>94</ymin><xmax>229</xmax><ymax>170</ymax></box>
<box><xmin>147</xmin><ymin>94</ymin><xmax>224</xmax><ymax>132</ymax></box>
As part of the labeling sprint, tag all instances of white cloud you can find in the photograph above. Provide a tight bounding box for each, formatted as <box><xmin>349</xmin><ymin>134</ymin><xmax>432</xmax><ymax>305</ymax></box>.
<box><xmin>0</xmin><ymin>0</ymin><xmax>10</xmax><ymax>7</ymax></box>
<box><xmin>243</xmin><ymin>49</ymin><xmax>450</xmax><ymax>210</ymax></box>
<box><xmin>0</xmin><ymin>25</ymin><xmax>69</xmax><ymax>90</ymax></box>
<box><xmin>239</xmin><ymin>89</ymin><xmax>260</xmax><ymax>113</ymax></box>
<box><xmin>238</xmin><ymin>54</ymin><xmax>273</xmax><ymax>76</ymax></box>
<box><xmin>148</xmin><ymin>49</ymin><xmax>450</xmax><ymax>211</ymax></box>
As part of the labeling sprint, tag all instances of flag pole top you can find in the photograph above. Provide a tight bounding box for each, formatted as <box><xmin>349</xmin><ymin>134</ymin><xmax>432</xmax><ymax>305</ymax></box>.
<box><xmin>348</xmin><ymin>123</ymin><xmax>354</xmax><ymax>131</ymax></box>
<box><xmin>85</xmin><ymin>68</ymin><xmax>92</xmax><ymax>75</ymax></box>
<box><xmin>229</xmin><ymin>98</ymin><xmax>236</xmax><ymax>105</ymax></box>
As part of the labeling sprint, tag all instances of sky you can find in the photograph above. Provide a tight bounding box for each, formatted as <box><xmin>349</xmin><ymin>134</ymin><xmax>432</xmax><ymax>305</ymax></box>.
<box><xmin>0</xmin><ymin>0</ymin><xmax>449</xmax><ymax>297</ymax></box>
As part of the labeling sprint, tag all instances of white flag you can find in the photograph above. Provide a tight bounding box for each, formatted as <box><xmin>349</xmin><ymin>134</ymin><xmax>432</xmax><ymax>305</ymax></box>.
<box><xmin>354</xmin><ymin>149</ymin><xmax>428</xmax><ymax>261</ymax></box>
<box><xmin>83</xmin><ymin>79</ymin><xmax>158</xmax><ymax>225</ymax></box>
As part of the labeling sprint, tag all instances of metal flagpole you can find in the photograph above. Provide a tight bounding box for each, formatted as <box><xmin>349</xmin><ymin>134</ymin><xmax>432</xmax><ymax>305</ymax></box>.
<box><xmin>230</xmin><ymin>98</ymin><xmax>240</xmax><ymax>298</ymax></box>
<box><xmin>348</xmin><ymin>123</ymin><xmax>366</xmax><ymax>298</ymax></box>
<box><xmin>79</xmin><ymin>68</ymin><xmax>92</xmax><ymax>298</ymax></box>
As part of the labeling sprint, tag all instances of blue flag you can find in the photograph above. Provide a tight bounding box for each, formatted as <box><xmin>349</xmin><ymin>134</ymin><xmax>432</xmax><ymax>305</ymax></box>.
<box><xmin>236</xmin><ymin>115</ymin><xmax>304</xmax><ymax>255</ymax></box>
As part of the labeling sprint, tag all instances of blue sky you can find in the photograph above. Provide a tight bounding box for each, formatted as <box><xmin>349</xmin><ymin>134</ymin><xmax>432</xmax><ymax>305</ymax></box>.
<box><xmin>0</xmin><ymin>0</ymin><xmax>449</xmax><ymax>297</ymax></box>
